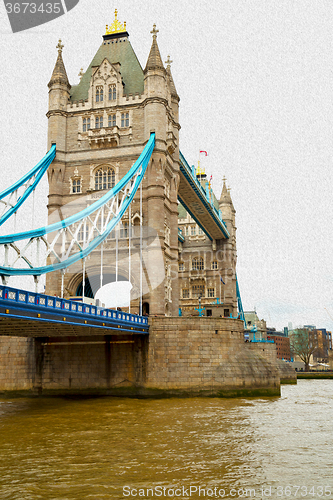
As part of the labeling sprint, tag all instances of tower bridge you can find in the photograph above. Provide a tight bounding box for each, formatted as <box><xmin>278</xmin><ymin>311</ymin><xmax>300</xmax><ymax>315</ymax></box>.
<box><xmin>0</xmin><ymin>12</ymin><xmax>286</xmax><ymax>398</ymax></box>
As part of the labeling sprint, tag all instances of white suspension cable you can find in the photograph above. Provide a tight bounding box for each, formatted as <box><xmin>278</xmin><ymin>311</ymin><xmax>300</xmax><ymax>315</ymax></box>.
<box><xmin>128</xmin><ymin>204</ymin><xmax>131</xmax><ymax>314</ymax></box>
<box><xmin>115</xmin><ymin>214</ymin><xmax>119</xmax><ymax>310</ymax></box>
<box><xmin>140</xmin><ymin>178</ymin><xmax>143</xmax><ymax>316</ymax></box>
<box><xmin>82</xmin><ymin>258</ymin><xmax>86</xmax><ymax>300</ymax></box>
<box><xmin>100</xmin><ymin>205</ymin><xmax>104</xmax><ymax>290</ymax></box>
<box><xmin>61</xmin><ymin>270</ymin><xmax>64</xmax><ymax>298</ymax></box>
<box><xmin>100</xmin><ymin>242</ymin><xmax>103</xmax><ymax>291</ymax></box>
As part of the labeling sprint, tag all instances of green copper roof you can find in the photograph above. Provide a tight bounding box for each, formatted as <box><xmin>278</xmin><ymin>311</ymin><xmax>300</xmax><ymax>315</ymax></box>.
<box><xmin>70</xmin><ymin>38</ymin><xmax>144</xmax><ymax>102</ymax></box>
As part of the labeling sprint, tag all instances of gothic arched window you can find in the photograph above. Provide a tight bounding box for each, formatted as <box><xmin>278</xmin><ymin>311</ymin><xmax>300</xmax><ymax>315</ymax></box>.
<box><xmin>72</xmin><ymin>179</ymin><xmax>81</xmax><ymax>193</ymax></box>
<box><xmin>95</xmin><ymin>116</ymin><xmax>103</xmax><ymax>129</ymax></box>
<box><xmin>83</xmin><ymin>118</ymin><xmax>91</xmax><ymax>132</ymax></box>
<box><xmin>192</xmin><ymin>257</ymin><xmax>204</xmax><ymax>271</ymax></box>
<box><xmin>94</xmin><ymin>167</ymin><xmax>115</xmax><ymax>191</ymax></box>
<box><xmin>109</xmin><ymin>84</ymin><xmax>116</xmax><ymax>101</ymax></box>
<box><xmin>121</xmin><ymin>113</ymin><xmax>129</xmax><ymax>128</ymax></box>
<box><xmin>108</xmin><ymin>114</ymin><xmax>116</xmax><ymax>127</ymax></box>
<box><xmin>96</xmin><ymin>86</ymin><xmax>103</xmax><ymax>102</ymax></box>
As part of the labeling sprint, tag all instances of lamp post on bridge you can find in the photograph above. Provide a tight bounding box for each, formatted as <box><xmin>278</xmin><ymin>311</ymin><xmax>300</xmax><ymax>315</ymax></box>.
<box><xmin>195</xmin><ymin>293</ymin><xmax>205</xmax><ymax>317</ymax></box>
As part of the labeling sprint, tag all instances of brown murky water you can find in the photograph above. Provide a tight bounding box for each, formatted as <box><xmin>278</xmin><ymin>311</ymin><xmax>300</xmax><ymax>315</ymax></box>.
<box><xmin>0</xmin><ymin>380</ymin><xmax>332</xmax><ymax>499</ymax></box>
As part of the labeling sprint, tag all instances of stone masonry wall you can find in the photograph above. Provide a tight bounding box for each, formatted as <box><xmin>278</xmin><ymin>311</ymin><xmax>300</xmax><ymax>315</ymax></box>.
<box><xmin>145</xmin><ymin>317</ymin><xmax>281</xmax><ymax>397</ymax></box>
<box><xmin>245</xmin><ymin>342</ymin><xmax>297</xmax><ymax>383</ymax></box>
<box><xmin>0</xmin><ymin>318</ymin><xmax>283</xmax><ymax>396</ymax></box>
<box><xmin>0</xmin><ymin>335</ymin><xmax>144</xmax><ymax>395</ymax></box>
<box><xmin>0</xmin><ymin>337</ymin><xmax>34</xmax><ymax>391</ymax></box>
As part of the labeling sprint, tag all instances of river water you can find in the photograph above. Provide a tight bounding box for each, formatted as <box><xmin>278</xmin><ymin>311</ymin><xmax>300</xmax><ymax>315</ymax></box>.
<box><xmin>0</xmin><ymin>380</ymin><xmax>332</xmax><ymax>500</ymax></box>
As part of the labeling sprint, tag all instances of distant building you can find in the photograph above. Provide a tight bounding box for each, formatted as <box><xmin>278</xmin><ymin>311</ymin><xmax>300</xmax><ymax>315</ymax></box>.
<box><xmin>244</xmin><ymin>311</ymin><xmax>267</xmax><ymax>341</ymax></box>
<box><xmin>313</xmin><ymin>329</ymin><xmax>329</xmax><ymax>363</ymax></box>
<box><xmin>266</xmin><ymin>332</ymin><xmax>291</xmax><ymax>361</ymax></box>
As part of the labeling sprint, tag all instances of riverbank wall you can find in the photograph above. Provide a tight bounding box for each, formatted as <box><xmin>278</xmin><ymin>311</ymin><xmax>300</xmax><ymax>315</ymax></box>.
<box><xmin>0</xmin><ymin>317</ymin><xmax>282</xmax><ymax>397</ymax></box>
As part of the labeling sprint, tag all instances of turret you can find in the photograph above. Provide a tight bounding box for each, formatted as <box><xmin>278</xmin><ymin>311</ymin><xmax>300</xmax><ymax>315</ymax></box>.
<box><xmin>219</xmin><ymin>177</ymin><xmax>236</xmax><ymax>233</ymax></box>
<box><xmin>143</xmin><ymin>25</ymin><xmax>168</xmax><ymax>141</ymax></box>
<box><xmin>47</xmin><ymin>39</ymin><xmax>71</xmax><ymax>151</ymax></box>
<box><xmin>46</xmin><ymin>40</ymin><xmax>70</xmax><ymax>215</ymax></box>
<box><xmin>165</xmin><ymin>55</ymin><xmax>180</xmax><ymax>119</ymax></box>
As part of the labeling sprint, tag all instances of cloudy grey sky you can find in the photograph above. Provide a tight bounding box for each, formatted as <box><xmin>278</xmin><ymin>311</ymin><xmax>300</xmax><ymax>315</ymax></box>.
<box><xmin>0</xmin><ymin>0</ymin><xmax>332</xmax><ymax>330</ymax></box>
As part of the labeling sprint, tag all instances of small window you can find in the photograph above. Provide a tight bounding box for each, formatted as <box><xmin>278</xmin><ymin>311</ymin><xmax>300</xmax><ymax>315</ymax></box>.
<box><xmin>211</xmin><ymin>261</ymin><xmax>218</xmax><ymax>270</ymax></box>
<box><xmin>96</xmin><ymin>86</ymin><xmax>103</xmax><ymax>102</ymax></box>
<box><xmin>182</xmin><ymin>289</ymin><xmax>189</xmax><ymax>299</ymax></box>
<box><xmin>95</xmin><ymin>167</ymin><xmax>115</xmax><ymax>190</ymax></box>
<box><xmin>190</xmin><ymin>226</ymin><xmax>196</xmax><ymax>236</ymax></box>
<box><xmin>198</xmin><ymin>227</ymin><xmax>204</xmax><ymax>235</ymax></box>
<box><xmin>179</xmin><ymin>262</ymin><xmax>185</xmax><ymax>272</ymax></box>
<box><xmin>224</xmin><ymin>309</ymin><xmax>230</xmax><ymax>318</ymax></box>
<box><xmin>108</xmin><ymin>114</ymin><xmax>116</xmax><ymax>127</ymax></box>
<box><xmin>120</xmin><ymin>221</ymin><xmax>128</xmax><ymax>238</ymax></box>
<box><xmin>121</xmin><ymin>113</ymin><xmax>129</xmax><ymax>127</ymax></box>
<box><xmin>109</xmin><ymin>84</ymin><xmax>116</xmax><ymax>101</ymax></box>
<box><xmin>185</xmin><ymin>226</ymin><xmax>189</xmax><ymax>236</ymax></box>
<box><xmin>192</xmin><ymin>285</ymin><xmax>204</xmax><ymax>299</ymax></box>
<box><xmin>72</xmin><ymin>179</ymin><xmax>81</xmax><ymax>194</ymax></box>
<box><xmin>83</xmin><ymin>118</ymin><xmax>90</xmax><ymax>132</ymax></box>
<box><xmin>95</xmin><ymin>116</ymin><xmax>103</xmax><ymax>129</ymax></box>
<box><xmin>192</xmin><ymin>257</ymin><xmax>204</xmax><ymax>271</ymax></box>
<box><xmin>207</xmin><ymin>288</ymin><xmax>215</xmax><ymax>298</ymax></box>
<box><xmin>77</xmin><ymin>224</ymin><xmax>89</xmax><ymax>242</ymax></box>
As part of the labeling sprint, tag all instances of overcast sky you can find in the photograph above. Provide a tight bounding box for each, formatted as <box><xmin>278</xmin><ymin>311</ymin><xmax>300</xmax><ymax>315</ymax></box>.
<box><xmin>0</xmin><ymin>0</ymin><xmax>332</xmax><ymax>331</ymax></box>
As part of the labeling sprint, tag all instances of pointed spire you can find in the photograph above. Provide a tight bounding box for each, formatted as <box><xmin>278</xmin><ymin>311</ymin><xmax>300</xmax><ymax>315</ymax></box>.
<box><xmin>219</xmin><ymin>176</ymin><xmax>232</xmax><ymax>203</ymax></box>
<box><xmin>48</xmin><ymin>39</ymin><xmax>71</xmax><ymax>89</ymax></box>
<box><xmin>165</xmin><ymin>55</ymin><xmax>179</xmax><ymax>99</ymax></box>
<box><xmin>144</xmin><ymin>25</ymin><xmax>165</xmax><ymax>73</ymax></box>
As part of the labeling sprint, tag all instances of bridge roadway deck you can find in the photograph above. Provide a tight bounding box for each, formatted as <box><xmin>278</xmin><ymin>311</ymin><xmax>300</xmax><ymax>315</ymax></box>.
<box><xmin>178</xmin><ymin>152</ymin><xmax>230</xmax><ymax>241</ymax></box>
<box><xmin>0</xmin><ymin>286</ymin><xmax>149</xmax><ymax>337</ymax></box>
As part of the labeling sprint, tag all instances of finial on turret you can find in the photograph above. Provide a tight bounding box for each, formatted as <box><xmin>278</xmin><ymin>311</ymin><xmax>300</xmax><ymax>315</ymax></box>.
<box><xmin>56</xmin><ymin>39</ymin><xmax>64</xmax><ymax>53</ymax></box>
<box><xmin>78</xmin><ymin>68</ymin><xmax>84</xmax><ymax>80</ymax></box>
<box><xmin>105</xmin><ymin>9</ymin><xmax>127</xmax><ymax>35</ymax></box>
<box><xmin>165</xmin><ymin>55</ymin><xmax>173</xmax><ymax>68</ymax></box>
<box><xmin>151</xmin><ymin>24</ymin><xmax>159</xmax><ymax>39</ymax></box>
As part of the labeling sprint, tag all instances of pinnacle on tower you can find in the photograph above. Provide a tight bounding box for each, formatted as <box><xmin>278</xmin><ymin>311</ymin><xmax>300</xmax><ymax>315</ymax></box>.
<box><xmin>219</xmin><ymin>176</ymin><xmax>235</xmax><ymax>213</ymax></box>
<box><xmin>165</xmin><ymin>55</ymin><xmax>179</xmax><ymax>99</ymax></box>
<box><xmin>48</xmin><ymin>39</ymin><xmax>71</xmax><ymax>89</ymax></box>
<box><xmin>144</xmin><ymin>24</ymin><xmax>165</xmax><ymax>72</ymax></box>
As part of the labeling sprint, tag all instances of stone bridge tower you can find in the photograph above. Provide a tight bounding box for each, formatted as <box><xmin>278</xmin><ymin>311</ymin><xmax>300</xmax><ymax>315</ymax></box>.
<box><xmin>46</xmin><ymin>11</ymin><xmax>180</xmax><ymax>316</ymax></box>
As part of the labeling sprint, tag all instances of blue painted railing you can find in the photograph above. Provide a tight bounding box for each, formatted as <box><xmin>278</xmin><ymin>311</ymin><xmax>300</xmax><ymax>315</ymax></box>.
<box><xmin>0</xmin><ymin>285</ymin><xmax>148</xmax><ymax>329</ymax></box>
<box><xmin>251</xmin><ymin>339</ymin><xmax>275</xmax><ymax>344</ymax></box>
